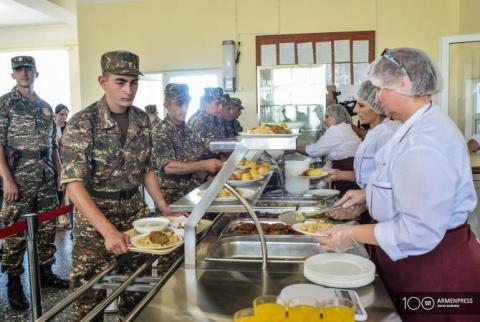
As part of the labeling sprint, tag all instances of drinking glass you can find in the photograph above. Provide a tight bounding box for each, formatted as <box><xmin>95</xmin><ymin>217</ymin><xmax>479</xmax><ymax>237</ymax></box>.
<box><xmin>321</xmin><ymin>298</ymin><xmax>355</xmax><ymax>322</ymax></box>
<box><xmin>253</xmin><ymin>295</ymin><xmax>286</xmax><ymax>321</ymax></box>
<box><xmin>287</xmin><ymin>297</ymin><xmax>321</xmax><ymax>322</ymax></box>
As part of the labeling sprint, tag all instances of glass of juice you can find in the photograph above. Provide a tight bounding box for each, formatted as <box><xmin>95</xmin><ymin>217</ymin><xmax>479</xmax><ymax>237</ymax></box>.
<box><xmin>234</xmin><ymin>307</ymin><xmax>258</xmax><ymax>322</ymax></box>
<box><xmin>253</xmin><ymin>295</ymin><xmax>286</xmax><ymax>321</ymax></box>
<box><xmin>321</xmin><ymin>298</ymin><xmax>355</xmax><ymax>322</ymax></box>
<box><xmin>287</xmin><ymin>297</ymin><xmax>321</xmax><ymax>322</ymax></box>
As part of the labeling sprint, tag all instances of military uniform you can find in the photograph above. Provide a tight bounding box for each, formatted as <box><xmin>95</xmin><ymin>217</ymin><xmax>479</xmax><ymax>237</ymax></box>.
<box><xmin>219</xmin><ymin>96</ymin><xmax>243</xmax><ymax>139</ymax></box>
<box><xmin>221</xmin><ymin>119</ymin><xmax>243</xmax><ymax>139</ymax></box>
<box><xmin>188</xmin><ymin>87</ymin><xmax>224</xmax><ymax>160</ymax></box>
<box><xmin>152</xmin><ymin>115</ymin><xmax>200</xmax><ymax>204</ymax></box>
<box><xmin>0</xmin><ymin>57</ymin><xmax>58</xmax><ymax>276</ymax></box>
<box><xmin>152</xmin><ymin>84</ymin><xmax>200</xmax><ymax>204</ymax></box>
<box><xmin>61</xmin><ymin>51</ymin><xmax>162</xmax><ymax>321</ymax></box>
<box><xmin>145</xmin><ymin>104</ymin><xmax>160</xmax><ymax>128</ymax></box>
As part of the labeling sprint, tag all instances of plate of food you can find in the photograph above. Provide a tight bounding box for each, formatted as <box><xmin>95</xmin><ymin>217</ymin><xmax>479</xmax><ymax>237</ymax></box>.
<box><xmin>291</xmin><ymin>220</ymin><xmax>334</xmax><ymax>236</ymax></box>
<box><xmin>227</xmin><ymin>169</ymin><xmax>264</xmax><ymax>186</ymax></box>
<box><xmin>239</xmin><ymin>124</ymin><xmax>299</xmax><ymax>137</ymax></box>
<box><xmin>296</xmin><ymin>168</ymin><xmax>328</xmax><ymax>179</ymax></box>
<box><xmin>197</xmin><ymin>187</ymin><xmax>255</xmax><ymax>202</ymax></box>
<box><xmin>130</xmin><ymin>230</ymin><xmax>182</xmax><ymax>250</ymax></box>
<box><xmin>132</xmin><ymin>217</ymin><xmax>170</xmax><ymax>234</ymax></box>
<box><xmin>237</xmin><ymin>160</ymin><xmax>274</xmax><ymax>175</ymax></box>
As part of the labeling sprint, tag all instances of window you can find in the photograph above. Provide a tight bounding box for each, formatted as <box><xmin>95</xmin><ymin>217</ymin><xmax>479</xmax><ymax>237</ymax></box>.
<box><xmin>134</xmin><ymin>73</ymin><xmax>164</xmax><ymax>116</ymax></box>
<box><xmin>134</xmin><ymin>69</ymin><xmax>221</xmax><ymax>120</ymax></box>
<box><xmin>256</xmin><ymin>31</ymin><xmax>375</xmax><ymax>87</ymax></box>
<box><xmin>0</xmin><ymin>49</ymin><xmax>71</xmax><ymax>108</ymax></box>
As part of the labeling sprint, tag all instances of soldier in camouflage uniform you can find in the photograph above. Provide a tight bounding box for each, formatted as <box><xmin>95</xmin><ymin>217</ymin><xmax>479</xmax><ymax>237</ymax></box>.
<box><xmin>219</xmin><ymin>95</ymin><xmax>244</xmax><ymax>139</ymax></box>
<box><xmin>188</xmin><ymin>87</ymin><xmax>225</xmax><ymax>160</ymax></box>
<box><xmin>145</xmin><ymin>104</ymin><xmax>160</xmax><ymax>127</ymax></box>
<box><xmin>0</xmin><ymin>56</ymin><xmax>69</xmax><ymax>310</ymax></box>
<box><xmin>152</xmin><ymin>83</ymin><xmax>223</xmax><ymax>204</ymax></box>
<box><xmin>61</xmin><ymin>51</ymin><xmax>171</xmax><ymax>321</ymax></box>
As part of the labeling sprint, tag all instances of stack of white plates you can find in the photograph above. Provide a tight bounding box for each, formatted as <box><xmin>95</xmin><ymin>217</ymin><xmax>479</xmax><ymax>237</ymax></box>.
<box><xmin>304</xmin><ymin>253</ymin><xmax>375</xmax><ymax>288</ymax></box>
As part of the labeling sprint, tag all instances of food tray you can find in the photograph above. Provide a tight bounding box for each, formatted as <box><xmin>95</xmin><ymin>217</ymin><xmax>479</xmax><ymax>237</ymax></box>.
<box><xmin>126</xmin><ymin>218</ymin><xmax>212</xmax><ymax>255</ymax></box>
<box><xmin>220</xmin><ymin>218</ymin><xmax>301</xmax><ymax>237</ymax></box>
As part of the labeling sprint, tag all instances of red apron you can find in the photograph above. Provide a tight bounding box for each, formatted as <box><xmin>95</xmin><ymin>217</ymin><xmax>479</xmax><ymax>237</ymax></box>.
<box><xmin>331</xmin><ymin>157</ymin><xmax>359</xmax><ymax>196</ymax></box>
<box><xmin>371</xmin><ymin>224</ymin><xmax>480</xmax><ymax>322</ymax></box>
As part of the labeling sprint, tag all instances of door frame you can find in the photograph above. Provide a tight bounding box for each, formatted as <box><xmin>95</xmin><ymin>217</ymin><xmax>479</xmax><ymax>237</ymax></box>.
<box><xmin>439</xmin><ymin>33</ymin><xmax>480</xmax><ymax>123</ymax></box>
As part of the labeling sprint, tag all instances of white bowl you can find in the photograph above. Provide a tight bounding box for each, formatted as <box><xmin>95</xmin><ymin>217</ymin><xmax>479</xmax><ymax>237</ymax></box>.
<box><xmin>133</xmin><ymin>217</ymin><xmax>170</xmax><ymax>234</ymax></box>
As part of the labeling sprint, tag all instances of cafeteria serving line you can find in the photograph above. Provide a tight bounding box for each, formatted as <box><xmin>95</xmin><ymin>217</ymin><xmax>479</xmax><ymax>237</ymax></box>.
<box><xmin>1</xmin><ymin>1</ymin><xmax>480</xmax><ymax>322</ymax></box>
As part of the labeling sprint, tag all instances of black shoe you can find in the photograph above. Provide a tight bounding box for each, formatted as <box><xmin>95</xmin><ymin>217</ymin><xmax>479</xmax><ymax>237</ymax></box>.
<box><xmin>7</xmin><ymin>274</ymin><xmax>29</xmax><ymax>311</ymax></box>
<box><xmin>40</xmin><ymin>265</ymin><xmax>70</xmax><ymax>289</ymax></box>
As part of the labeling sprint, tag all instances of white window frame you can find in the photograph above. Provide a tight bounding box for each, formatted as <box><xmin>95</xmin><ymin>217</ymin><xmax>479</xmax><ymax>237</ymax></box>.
<box><xmin>137</xmin><ymin>69</ymin><xmax>221</xmax><ymax>120</ymax></box>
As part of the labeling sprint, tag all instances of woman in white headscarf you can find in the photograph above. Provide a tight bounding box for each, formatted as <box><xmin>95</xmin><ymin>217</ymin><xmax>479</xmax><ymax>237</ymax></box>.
<box><xmin>324</xmin><ymin>81</ymin><xmax>399</xmax><ymax>222</ymax></box>
<box><xmin>316</xmin><ymin>48</ymin><xmax>480</xmax><ymax>322</ymax></box>
<box><xmin>297</xmin><ymin>104</ymin><xmax>361</xmax><ymax>195</ymax></box>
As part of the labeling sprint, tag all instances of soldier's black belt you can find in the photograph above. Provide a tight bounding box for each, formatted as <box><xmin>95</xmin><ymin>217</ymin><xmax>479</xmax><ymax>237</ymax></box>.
<box><xmin>18</xmin><ymin>149</ymin><xmax>51</xmax><ymax>160</ymax></box>
<box><xmin>87</xmin><ymin>187</ymin><xmax>139</xmax><ymax>200</ymax></box>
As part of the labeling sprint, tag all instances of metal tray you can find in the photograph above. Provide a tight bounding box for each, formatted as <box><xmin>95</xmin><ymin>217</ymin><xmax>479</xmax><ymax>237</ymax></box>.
<box><xmin>204</xmin><ymin>235</ymin><xmax>323</xmax><ymax>263</ymax></box>
<box><xmin>220</xmin><ymin>218</ymin><xmax>300</xmax><ymax>237</ymax></box>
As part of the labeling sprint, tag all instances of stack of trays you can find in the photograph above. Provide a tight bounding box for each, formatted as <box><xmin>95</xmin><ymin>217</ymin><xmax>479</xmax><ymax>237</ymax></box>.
<box><xmin>304</xmin><ymin>253</ymin><xmax>375</xmax><ymax>288</ymax></box>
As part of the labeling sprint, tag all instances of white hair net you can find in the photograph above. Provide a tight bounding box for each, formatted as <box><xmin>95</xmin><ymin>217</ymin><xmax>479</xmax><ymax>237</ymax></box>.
<box><xmin>326</xmin><ymin>104</ymin><xmax>352</xmax><ymax>124</ymax></box>
<box><xmin>357</xmin><ymin>80</ymin><xmax>385</xmax><ymax>115</ymax></box>
<box><xmin>368</xmin><ymin>47</ymin><xmax>441</xmax><ymax>96</ymax></box>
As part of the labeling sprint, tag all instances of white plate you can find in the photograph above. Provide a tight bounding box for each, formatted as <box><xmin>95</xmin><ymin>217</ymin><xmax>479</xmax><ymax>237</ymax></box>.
<box><xmin>130</xmin><ymin>232</ymin><xmax>183</xmax><ymax>250</ymax></box>
<box><xmin>291</xmin><ymin>221</ymin><xmax>333</xmax><ymax>236</ymax></box>
<box><xmin>239</xmin><ymin>132</ymin><xmax>299</xmax><ymax>138</ymax></box>
<box><xmin>133</xmin><ymin>217</ymin><xmax>170</xmax><ymax>234</ymax></box>
<box><xmin>309</xmin><ymin>189</ymin><xmax>341</xmax><ymax>197</ymax></box>
<box><xmin>304</xmin><ymin>253</ymin><xmax>375</xmax><ymax>288</ymax></box>
<box><xmin>197</xmin><ymin>188</ymin><xmax>256</xmax><ymax>202</ymax></box>
<box><xmin>296</xmin><ymin>172</ymin><xmax>329</xmax><ymax>180</ymax></box>
<box><xmin>227</xmin><ymin>175</ymin><xmax>264</xmax><ymax>187</ymax></box>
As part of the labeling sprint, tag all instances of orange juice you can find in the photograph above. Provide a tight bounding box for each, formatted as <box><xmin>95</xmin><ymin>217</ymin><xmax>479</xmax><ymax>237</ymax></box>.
<box><xmin>322</xmin><ymin>305</ymin><xmax>355</xmax><ymax>322</ymax></box>
<box><xmin>255</xmin><ymin>302</ymin><xmax>285</xmax><ymax>320</ymax></box>
<box><xmin>236</xmin><ymin>317</ymin><xmax>260</xmax><ymax>322</ymax></box>
<box><xmin>288</xmin><ymin>305</ymin><xmax>320</xmax><ymax>321</ymax></box>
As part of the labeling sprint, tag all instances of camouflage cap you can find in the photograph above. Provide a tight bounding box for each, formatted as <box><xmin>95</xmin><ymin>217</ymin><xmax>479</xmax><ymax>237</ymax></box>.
<box><xmin>101</xmin><ymin>50</ymin><xmax>143</xmax><ymax>76</ymax></box>
<box><xmin>164</xmin><ymin>83</ymin><xmax>191</xmax><ymax>104</ymax></box>
<box><xmin>11</xmin><ymin>56</ymin><xmax>36</xmax><ymax>69</ymax></box>
<box><xmin>145</xmin><ymin>104</ymin><xmax>157</xmax><ymax>114</ymax></box>
<box><xmin>227</xmin><ymin>97</ymin><xmax>243</xmax><ymax>109</ymax></box>
<box><xmin>202</xmin><ymin>87</ymin><xmax>224</xmax><ymax>102</ymax></box>
<box><xmin>219</xmin><ymin>94</ymin><xmax>230</xmax><ymax>106</ymax></box>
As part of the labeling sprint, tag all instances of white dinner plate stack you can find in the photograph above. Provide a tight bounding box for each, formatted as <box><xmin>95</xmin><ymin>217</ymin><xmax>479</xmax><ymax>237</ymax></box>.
<box><xmin>304</xmin><ymin>253</ymin><xmax>375</xmax><ymax>288</ymax></box>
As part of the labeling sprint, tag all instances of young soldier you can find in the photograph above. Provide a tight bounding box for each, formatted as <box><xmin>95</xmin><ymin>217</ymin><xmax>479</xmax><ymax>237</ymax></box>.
<box><xmin>145</xmin><ymin>104</ymin><xmax>160</xmax><ymax>127</ymax></box>
<box><xmin>152</xmin><ymin>83</ymin><xmax>223</xmax><ymax>204</ymax></box>
<box><xmin>61</xmin><ymin>50</ymin><xmax>170</xmax><ymax>320</ymax></box>
<box><xmin>219</xmin><ymin>96</ymin><xmax>243</xmax><ymax>139</ymax></box>
<box><xmin>188</xmin><ymin>87</ymin><xmax>225</xmax><ymax>160</ymax></box>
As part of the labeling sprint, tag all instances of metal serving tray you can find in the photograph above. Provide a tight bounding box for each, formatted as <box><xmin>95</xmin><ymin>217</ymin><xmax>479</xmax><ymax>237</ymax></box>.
<box><xmin>204</xmin><ymin>235</ymin><xmax>323</xmax><ymax>263</ymax></box>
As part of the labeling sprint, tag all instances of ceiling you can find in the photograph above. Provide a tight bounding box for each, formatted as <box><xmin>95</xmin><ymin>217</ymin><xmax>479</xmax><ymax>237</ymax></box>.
<box><xmin>0</xmin><ymin>0</ymin><xmax>76</xmax><ymax>28</ymax></box>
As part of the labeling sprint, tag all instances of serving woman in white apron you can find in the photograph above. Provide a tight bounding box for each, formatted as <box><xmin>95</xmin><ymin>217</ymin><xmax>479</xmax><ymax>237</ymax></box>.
<box><xmin>297</xmin><ymin>104</ymin><xmax>361</xmax><ymax>195</ymax></box>
<box><xmin>316</xmin><ymin>47</ymin><xmax>480</xmax><ymax>322</ymax></box>
<box><xmin>324</xmin><ymin>81</ymin><xmax>399</xmax><ymax>223</ymax></box>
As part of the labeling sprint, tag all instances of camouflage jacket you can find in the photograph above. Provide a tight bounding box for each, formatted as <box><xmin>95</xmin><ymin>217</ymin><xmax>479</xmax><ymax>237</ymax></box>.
<box><xmin>60</xmin><ymin>96</ymin><xmax>153</xmax><ymax>192</ymax></box>
<box><xmin>151</xmin><ymin>115</ymin><xmax>199</xmax><ymax>204</ymax></box>
<box><xmin>0</xmin><ymin>87</ymin><xmax>56</xmax><ymax>177</ymax></box>
<box><xmin>0</xmin><ymin>87</ymin><xmax>56</xmax><ymax>151</ymax></box>
<box><xmin>151</xmin><ymin>117</ymin><xmax>160</xmax><ymax>129</ymax></box>
<box><xmin>220</xmin><ymin>119</ymin><xmax>243</xmax><ymax>139</ymax></box>
<box><xmin>187</xmin><ymin>110</ymin><xmax>223</xmax><ymax>160</ymax></box>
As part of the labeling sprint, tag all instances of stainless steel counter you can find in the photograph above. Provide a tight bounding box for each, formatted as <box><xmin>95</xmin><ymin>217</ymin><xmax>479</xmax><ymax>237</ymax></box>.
<box><xmin>134</xmin><ymin>215</ymin><xmax>398</xmax><ymax>322</ymax></box>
